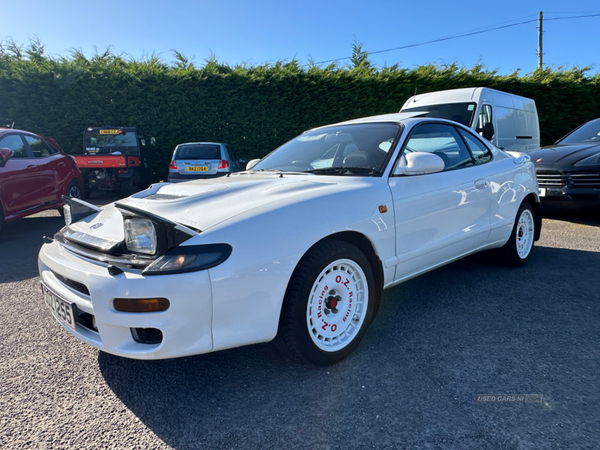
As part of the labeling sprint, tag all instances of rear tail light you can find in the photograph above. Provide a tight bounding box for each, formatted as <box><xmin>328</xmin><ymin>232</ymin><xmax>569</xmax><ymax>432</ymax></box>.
<box><xmin>169</xmin><ymin>160</ymin><xmax>177</xmax><ymax>170</ymax></box>
<box><xmin>218</xmin><ymin>160</ymin><xmax>229</xmax><ymax>169</ymax></box>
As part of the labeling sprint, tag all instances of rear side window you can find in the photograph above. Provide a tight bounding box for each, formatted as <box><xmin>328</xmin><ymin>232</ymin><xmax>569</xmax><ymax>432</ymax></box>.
<box><xmin>176</xmin><ymin>144</ymin><xmax>221</xmax><ymax>160</ymax></box>
<box><xmin>457</xmin><ymin>129</ymin><xmax>493</xmax><ymax>164</ymax></box>
<box><xmin>24</xmin><ymin>135</ymin><xmax>57</xmax><ymax>157</ymax></box>
<box><xmin>0</xmin><ymin>134</ymin><xmax>28</xmax><ymax>158</ymax></box>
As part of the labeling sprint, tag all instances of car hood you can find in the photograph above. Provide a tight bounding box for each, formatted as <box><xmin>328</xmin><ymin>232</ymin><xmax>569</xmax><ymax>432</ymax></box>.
<box><xmin>70</xmin><ymin>173</ymin><xmax>363</xmax><ymax>242</ymax></box>
<box><xmin>529</xmin><ymin>143</ymin><xmax>600</xmax><ymax>168</ymax></box>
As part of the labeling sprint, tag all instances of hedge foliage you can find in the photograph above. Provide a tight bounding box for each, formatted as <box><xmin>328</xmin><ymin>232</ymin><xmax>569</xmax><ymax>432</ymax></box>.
<box><xmin>1</xmin><ymin>40</ymin><xmax>599</xmax><ymax>180</ymax></box>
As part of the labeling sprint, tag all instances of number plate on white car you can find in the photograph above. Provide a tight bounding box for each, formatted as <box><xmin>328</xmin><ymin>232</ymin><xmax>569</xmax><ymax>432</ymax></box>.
<box><xmin>42</xmin><ymin>284</ymin><xmax>76</xmax><ymax>331</ymax></box>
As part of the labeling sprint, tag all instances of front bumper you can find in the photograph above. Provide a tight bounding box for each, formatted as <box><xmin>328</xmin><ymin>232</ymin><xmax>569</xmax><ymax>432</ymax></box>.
<box><xmin>38</xmin><ymin>241</ymin><xmax>214</xmax><ymax>359</ymax></box>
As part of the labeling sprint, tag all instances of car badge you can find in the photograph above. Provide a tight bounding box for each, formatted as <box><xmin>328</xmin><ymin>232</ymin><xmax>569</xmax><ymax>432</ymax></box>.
<box><xmin>90</xmin><ymin>223</ymin><xmax>104</xmax><ymax>230</ymax></box>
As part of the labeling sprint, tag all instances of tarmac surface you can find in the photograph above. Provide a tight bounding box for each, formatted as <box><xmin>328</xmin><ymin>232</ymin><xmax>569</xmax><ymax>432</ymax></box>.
<box><xmin>0</xmin><ymin>194</ymin><xmax>598</xmax><ymax>449</ymax></box>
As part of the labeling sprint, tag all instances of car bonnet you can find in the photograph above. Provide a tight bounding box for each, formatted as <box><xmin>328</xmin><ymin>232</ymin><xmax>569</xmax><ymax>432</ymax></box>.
<box><xmin>68</xmin><ymin>174</ymin><xmax>361</xmax><ymax>242</ymax></box>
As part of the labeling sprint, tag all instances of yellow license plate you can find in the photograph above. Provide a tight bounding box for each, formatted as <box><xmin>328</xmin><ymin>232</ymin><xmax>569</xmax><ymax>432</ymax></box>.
<box><xmin>186</xmin><ymin>166</ymin><xmax>209</xmax><ymax>172</ymax></box>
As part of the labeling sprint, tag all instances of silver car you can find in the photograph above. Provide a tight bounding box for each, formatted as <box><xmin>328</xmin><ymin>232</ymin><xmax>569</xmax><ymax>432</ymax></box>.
<box><xmin>168</xmin><ymin>142</ymin><xmax>244</xmax><ymax>182</ymax></box>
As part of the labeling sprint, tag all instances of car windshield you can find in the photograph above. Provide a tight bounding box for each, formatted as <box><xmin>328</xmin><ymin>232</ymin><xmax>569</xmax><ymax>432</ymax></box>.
<box><xmin>401</xmin><ymin>102</ymin><xmax>476</xmax><ymax>127</ymax></box>
<box><xmin>85</xmin><ymin>130</ymin><xmax>138</xmax><ymax>148</ymax></box>
<box><xmin>252</xmin><ymin>123</ymin><xmax>400</xmax><ymax>176</ymax></box>
<box><xmin>176</xmin><ymin>144</ymin><xmax>221</xmax><ymax>160</ymax></box>
<box><xmin>559</xmin><ymin>120</ymin><xmax>600</xmax><ymax>144</ymax></box>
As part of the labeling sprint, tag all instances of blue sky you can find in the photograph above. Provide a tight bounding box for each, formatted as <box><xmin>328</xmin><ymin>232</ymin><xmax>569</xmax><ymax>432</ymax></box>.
<box><xmin>2</xmin><ymin>0</ymin><xmax>599</xmax><ymax>74</ymax></box>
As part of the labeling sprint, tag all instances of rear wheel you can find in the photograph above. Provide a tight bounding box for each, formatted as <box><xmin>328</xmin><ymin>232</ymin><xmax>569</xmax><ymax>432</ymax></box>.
<box><xmin>277</xmin><ymin>240</ymin><xmax>376</xmax><ymax>366</ymax></box>
<box><xmin>66</xmin><ymin>179</ymin><xmax>82</xmax><ymax>199</ymax></box>
<box><xmin>498</xmin><ymin>202</ymin><xmax>536</xmax><ymax>266</ymax></box>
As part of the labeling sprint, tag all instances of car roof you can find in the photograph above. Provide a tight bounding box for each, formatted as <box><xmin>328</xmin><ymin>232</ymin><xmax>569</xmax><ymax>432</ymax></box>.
<box><xmin>176</xmin><ymin>142</ymin><xmax>225</xmax><ymax>147</ymax></box>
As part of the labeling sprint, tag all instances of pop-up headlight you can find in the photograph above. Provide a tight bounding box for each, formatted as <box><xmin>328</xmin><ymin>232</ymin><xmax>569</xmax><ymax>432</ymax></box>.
<box><xmin>124</xmin><ymin>218</ymin><xmax>157</xmax><ymax>255</ymax></box>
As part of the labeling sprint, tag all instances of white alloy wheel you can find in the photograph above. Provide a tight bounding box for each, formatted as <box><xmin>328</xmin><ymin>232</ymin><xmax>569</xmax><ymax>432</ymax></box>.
<box><xmin>515</xmin><ymin>208</ymin><xmax>534</xmax><ymax>259</ymax></box>
<box><xmin>306</xmin><ymin>258</ymin><xmax>369</xmax><ymax>352</ymax></box>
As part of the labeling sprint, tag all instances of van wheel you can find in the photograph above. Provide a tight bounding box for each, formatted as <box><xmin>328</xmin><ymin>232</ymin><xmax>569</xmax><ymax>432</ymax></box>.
<box><xmin>277</xmin><ymin>240</ymin><xmax>376</xmax><ymax>366</ymax></box>
<box><xmin>498</xmin><ymin>202</ymin><xmax>536</xmax><ymax>266</ymax></box>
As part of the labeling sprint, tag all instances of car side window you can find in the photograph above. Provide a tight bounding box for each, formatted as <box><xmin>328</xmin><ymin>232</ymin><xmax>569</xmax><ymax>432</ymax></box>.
<box><xmin>457</xmin><ymin>129</ymin><xmax>493</xmax><ymax>164</ymax></box>
<box><xmin>0</xmin><ymin>134</ymin><xmax>29</xmax><ymax>158</ymax></box>
<box><xmin>226</xmin><ymin>144</ymin><xmax>236</xmax><ymax>160</ymax></box>
<box><xmin>24</xmin><ymin>136</ymin><xmax>56</xmax><ymax>158</ymax></box>
<box><xmin>402</xmin><ymin>123</ymin><xmax>475</xmax><ymax>171</ymax></box>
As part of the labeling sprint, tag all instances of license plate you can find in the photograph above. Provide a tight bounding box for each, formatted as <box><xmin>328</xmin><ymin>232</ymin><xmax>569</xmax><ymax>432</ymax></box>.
<box><xmin>42</xmin><ymin>284</ymin><xmax>76</xmax><ymax>331</ymax></box>
<box><xmin>186</xmin><ymin>166</ymin><xmax>209</xmax><ymax>172</ymax></box>
<box><xmin>539</xmin><ymin>188</ymin><xmax>546</xmax><ymax>197</ymax></box>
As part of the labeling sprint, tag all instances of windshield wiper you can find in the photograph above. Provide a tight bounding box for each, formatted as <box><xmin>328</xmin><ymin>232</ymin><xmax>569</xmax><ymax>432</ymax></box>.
<box><xmin>304</xmin><ymin>167</ymin><xmax>380</xmax><ymax>175</ymax></box>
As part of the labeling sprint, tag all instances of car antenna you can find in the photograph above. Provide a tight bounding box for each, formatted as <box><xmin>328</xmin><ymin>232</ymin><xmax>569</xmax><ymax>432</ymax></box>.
<box><xmin>413</xmin><ymin>88</ymin><xmax>418</xmax><ymax>103</ymax></box>
<box><xmin>10</xmin><ymin>122</ymin><xmax>15</xmax><ymax>129</ymax></box>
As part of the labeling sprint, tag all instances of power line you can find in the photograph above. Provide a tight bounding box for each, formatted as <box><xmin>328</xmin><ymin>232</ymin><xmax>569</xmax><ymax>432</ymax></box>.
<box><xmin>315</xmin><ymin>13</ymin><xmax>600</xmax><ymax>65</ymax></box>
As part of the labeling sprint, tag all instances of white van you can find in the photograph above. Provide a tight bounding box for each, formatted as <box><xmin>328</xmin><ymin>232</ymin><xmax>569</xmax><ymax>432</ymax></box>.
<box><xmin>400</xmin><ymin>87</ymin><xmax>540</xmax><ymax>152</ymax></box>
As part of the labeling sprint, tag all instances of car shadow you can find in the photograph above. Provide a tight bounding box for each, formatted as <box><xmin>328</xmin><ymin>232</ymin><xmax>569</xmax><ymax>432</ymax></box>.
<box><xmin>542</xmin><ymin>207</ymin><xmax>600</xmax><ymax>226</ymax></box>
<box><xmin>98</xmin><ymin>245</ymin><xmax>600</xmax><ymax>449</ymax></box>
<box><xmin>0</xmin><ymin>212</ymin><xmax>65</xmax><ymax>283</ymax></box>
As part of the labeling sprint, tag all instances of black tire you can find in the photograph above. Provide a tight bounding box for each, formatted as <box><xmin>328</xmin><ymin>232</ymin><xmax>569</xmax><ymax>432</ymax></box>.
<box><xmin>498</xmin><ymin>202</ymin><xmax>536</xmax><ymax>267</ymax></box>
<box><xmin>277</xmin><ymin>240</ymin><xmax>376</xmax><ymax>366</ymax></box>
<box><xmin>66</xmin><ymin>179</ymin><xmax>83</xmax><ymax>199</ymax></box>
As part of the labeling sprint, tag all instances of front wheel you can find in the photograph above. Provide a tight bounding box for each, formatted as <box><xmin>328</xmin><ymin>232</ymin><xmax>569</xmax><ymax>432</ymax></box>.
<box><xmin>277</xmin><ymin>240</ymin><xmax>376</xmax><ymax>366</ymax></box>
<box><xmin>498</xmin><ymin>202</ymin><xmax>536</xmax><ymax>266</ymax></box>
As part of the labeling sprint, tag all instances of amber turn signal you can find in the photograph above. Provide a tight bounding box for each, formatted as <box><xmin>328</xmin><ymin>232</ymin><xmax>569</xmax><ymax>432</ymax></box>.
<box><xmin>113</xmin><ymin>298</ymin><xmax>170</xmax><ymax>313</ymax></box>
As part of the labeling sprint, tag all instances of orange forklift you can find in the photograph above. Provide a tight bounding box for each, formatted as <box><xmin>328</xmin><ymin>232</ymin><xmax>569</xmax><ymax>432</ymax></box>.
<box><xmin>74</xmin><ymin>126</ymin><xmax>154</xmax><ymax>196</ymax></box>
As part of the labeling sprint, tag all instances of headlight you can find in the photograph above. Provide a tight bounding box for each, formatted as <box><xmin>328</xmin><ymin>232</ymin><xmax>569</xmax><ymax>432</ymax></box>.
<box><xmin>142</xmin><ymin>244</ymin><xmax>232</xmax><ymax>275</ymax></box>
<box><xmin>574</xmin><ymin>152</ymin><xmax>600</xmax><ymax>166</ymax></box>
<box><xmin>124</xmin><ymin>218</ymin><xmax>157</xmax><ymax>255</ymax></box>
<box><xmin>63</xmin><ymin>204</ymin><xmax>72</xmax><ymax>226</ymax></box>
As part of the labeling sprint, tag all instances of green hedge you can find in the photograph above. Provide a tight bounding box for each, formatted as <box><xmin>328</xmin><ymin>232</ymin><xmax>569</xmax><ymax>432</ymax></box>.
<box><xmin>1</xmin><ymin>42</ymin><xmax>599</xmax><ymax>181</ymax></box>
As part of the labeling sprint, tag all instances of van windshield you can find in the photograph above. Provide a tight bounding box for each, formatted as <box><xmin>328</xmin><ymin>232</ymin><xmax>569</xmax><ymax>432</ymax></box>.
<box><xmin>402</xmin><ymin>102</ymin><xmax>476</xmax><ymax>127</ymax></box>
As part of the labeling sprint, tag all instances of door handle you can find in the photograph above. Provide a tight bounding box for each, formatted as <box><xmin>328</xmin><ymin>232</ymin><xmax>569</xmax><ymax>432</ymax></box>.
<box><xmin>474</xmin><ymin>179</ymin><xmax>488</xmax><ymax>189</ymax></box>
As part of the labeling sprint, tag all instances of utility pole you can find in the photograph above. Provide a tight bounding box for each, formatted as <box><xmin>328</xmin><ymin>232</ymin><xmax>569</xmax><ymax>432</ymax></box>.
<box><xmin>537</xmin><ymin>11</ymin><xmax>543</xmax><ymax>70</ymax></box>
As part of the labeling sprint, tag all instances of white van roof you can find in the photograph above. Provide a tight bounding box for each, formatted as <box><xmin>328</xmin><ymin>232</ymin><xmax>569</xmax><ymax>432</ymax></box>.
<box><xmin>401</xmin><ymin>87</ymin><xmax>535</xmax><ymax>111</ymax></box>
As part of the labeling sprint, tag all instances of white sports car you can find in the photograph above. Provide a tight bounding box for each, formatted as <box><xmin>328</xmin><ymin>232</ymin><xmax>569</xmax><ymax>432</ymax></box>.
<box><xmin>38</xmin><ymin>113</ymin><xmax>541</xmax><ymax>365</ymax></box>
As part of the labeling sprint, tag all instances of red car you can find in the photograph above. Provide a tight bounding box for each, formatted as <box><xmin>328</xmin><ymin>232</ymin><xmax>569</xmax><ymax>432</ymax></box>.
<box><xmin>0</xmin><ymin>128</ymin><xmax>84</xmax><ymax>237</ymax></box>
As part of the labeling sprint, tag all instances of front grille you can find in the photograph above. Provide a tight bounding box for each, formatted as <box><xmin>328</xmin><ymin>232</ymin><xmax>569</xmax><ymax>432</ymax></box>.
<box><xmin>52</xmin><ymin>271</ymin><xmax>90</xmax><ymax>296</ymax></box>
<box><xmin>570</xmin><ymin>173</ymin><xmax>600</xmax><ymax>189</ymax></box>
<box><xmin>536</xmin><ymin>171</ymin><xmax>567</xmax><ymax>188</ymax></box>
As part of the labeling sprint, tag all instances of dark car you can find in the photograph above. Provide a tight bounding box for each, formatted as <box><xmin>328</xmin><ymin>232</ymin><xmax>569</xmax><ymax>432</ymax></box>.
<box><xmin>168</xmin><ymin>142</ymin><xmax>244</xmax><ymax>182</ymax></box>
<box><xmin>0</xmin><ymin>128</ymin><xmax>84</xmax><ymax>237</ymax></box>
<box><xmin>528</xmin><ymin>118</ymin><xmax>600</xmax><ymax>208</ymax></box>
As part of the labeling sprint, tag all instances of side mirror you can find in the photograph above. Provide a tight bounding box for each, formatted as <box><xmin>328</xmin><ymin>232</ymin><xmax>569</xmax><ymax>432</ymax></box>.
<box><xmin>150</xmin><ymin>137</ymin><xmax>156</xmax><ymax>146</ymax></box>
<box><xmin>482</xmin><ymin>123</ymin><xmax>494</xmax><ymax>141</ymax></box>
<box><xmin>239</xmin><ymin>158</ymin><xmax>247</xmax><ymax>165</ymax></box>
<box><xmin>0</xmin><ymin>148</ymin><xmax>13</xmax><ymax>168</ymax></box>
<box><xmin>246</xmin><ymin>159</ymin><xmax>260</xmax><ymax>170</ymax></box>
<box><xmin>394</xmin><ymin>152</ymin><xmax>444</xmax><ymax>176</ymax></box>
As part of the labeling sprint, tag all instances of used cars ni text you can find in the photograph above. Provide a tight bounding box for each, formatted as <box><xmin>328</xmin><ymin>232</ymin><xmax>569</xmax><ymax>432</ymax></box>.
<box><xmin>38</xmin><ymin>113</ymin><xmax>541</xmax><ymax>365</ymax></box>
<box><xmin>0</xmin><ymin>128</ymin><xmax>83</xmax><ymax>237</ymax></box>
<box><xmin>528</xmin><ymin>118</ymin><xmax>600</xmax><ymax>208</ymax></box>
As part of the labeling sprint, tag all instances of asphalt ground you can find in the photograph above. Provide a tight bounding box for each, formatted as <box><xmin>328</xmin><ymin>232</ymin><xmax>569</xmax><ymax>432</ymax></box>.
<box><xmin>0</xmin><ymin>195</ymin><xmax>598</xmax><ymax>450</ymax></box>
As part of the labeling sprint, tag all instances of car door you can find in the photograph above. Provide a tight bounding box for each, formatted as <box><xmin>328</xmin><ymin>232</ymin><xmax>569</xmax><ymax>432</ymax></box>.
<box><xmin>23</xmin><ymin>135</ymin><xmax>64</xmax><ymax>204</ymax></box>
<box><xmin>388</xmin><ymin>122</ymin><xmax>492</xmax><ymax>282</ymax></box>
<box><xmin>0</xmin><ymin>133</ymin><xmax>41</xmax><ymax>217</ymax></box>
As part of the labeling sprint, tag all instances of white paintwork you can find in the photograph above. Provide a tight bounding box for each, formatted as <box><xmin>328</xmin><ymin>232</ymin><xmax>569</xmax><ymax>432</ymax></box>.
<box><xmin>38</xmin><ymin>115</ymin><xmax>540</xmax><ymax>360</ymax></box>
<box><xmin>400</xmin><ymin>87</ymin><xmax>540</xmax><ymax>153</ymax></box>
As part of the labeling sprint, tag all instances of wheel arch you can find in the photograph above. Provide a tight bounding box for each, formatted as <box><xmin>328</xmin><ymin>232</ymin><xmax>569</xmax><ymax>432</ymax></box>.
<box><xmin>286</xmin><ymin>230</ymin><xmax>384</xmax><ymax>319</ymax></box>
<box><xmin>523</xmin><ymin>193</ymin><xmax>542</xmax><ymax>241</ymax></box>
